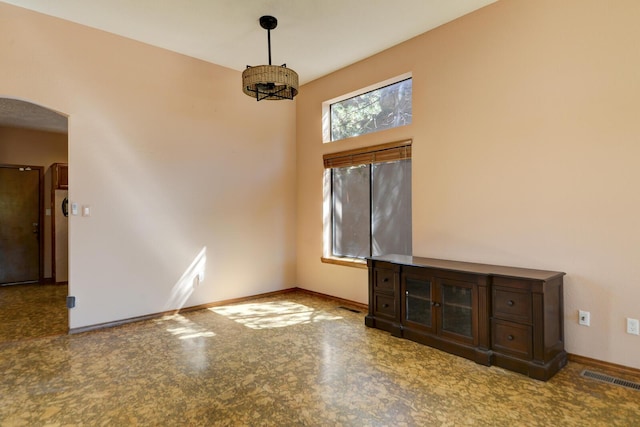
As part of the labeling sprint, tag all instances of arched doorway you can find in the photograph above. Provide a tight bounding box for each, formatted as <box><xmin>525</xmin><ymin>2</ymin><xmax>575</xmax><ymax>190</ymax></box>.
<box><xmin>0</xmin><ymin>97</ymin><xmax>69</xmax><ymax>341</ymax></box>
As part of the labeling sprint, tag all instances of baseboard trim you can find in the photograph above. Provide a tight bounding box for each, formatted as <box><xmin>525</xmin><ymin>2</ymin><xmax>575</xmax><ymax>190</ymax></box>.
<box><xmin>294</xmin><ymin>287</ymin><xmax>368</xmax><ymax>312</ymax></box>
<box><xmin>568</xmin><ymin>353</ymin><xmax>640</xmax><ymax>379</ymax></box>
<box><xmin>69</xmin><ymin>287</ymin><xmax>300</xmax><ymax>335</ymax></box>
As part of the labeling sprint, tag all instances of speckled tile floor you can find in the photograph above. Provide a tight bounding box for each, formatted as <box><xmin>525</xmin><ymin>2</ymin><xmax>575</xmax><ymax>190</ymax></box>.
<box><xmin>0</xmin><ymin>283</ymin><xmax>68</xmax><ymax>343</ymax></box>
<box><xmin>1</xmin><ymin>290</ymin><xmax>639</xmax><ymax>426</ymax></box>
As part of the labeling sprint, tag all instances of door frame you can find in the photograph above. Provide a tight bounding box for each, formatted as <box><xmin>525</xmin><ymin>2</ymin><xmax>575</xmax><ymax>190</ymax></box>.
<box><xmin>51</xmin><ymin>163</ymin><xmax>68</xmax><ymax>282</ymax></box>
<box><xmin>0</xmin><ymin>163</ymin><xmax>45</xmax><ymax>284</ymax></box>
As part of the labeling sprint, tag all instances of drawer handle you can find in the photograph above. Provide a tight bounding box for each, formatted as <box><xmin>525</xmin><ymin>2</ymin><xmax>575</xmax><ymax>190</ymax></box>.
<box><xmin>383</xmin><ymin>303</ymin><xmax>389</xmax><ymax>308</ymax></box>
<box><xmin>383</xmin><ymin>278</ymin><xmax>389</xmax><ymax>282</ymax></box>
<box><xmin>432</xmin><ymin>302</ymin><xmax>441</xmax><ymax>307</ymax></box>
<box><xmin>507</xmin><ymin>334</ymin><xmax>514</xmax><ymax>341</ymax></box>
<box><xmin>507</xmin><ymin>300</ymin><xmax>515</xmax><ymax>307</ymax></box>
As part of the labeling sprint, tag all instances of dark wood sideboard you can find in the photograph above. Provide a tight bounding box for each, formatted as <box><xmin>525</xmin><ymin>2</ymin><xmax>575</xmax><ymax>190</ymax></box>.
<box><xmin>365</xmin><ymin>254</ymin><xmax>567</xmax><ymax>381</ymax></box>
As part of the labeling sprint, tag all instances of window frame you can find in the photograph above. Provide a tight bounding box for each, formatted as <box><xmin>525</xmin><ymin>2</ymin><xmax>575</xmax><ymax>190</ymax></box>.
<box><xmin>322</xmin><ymin>73</ymin><xmax>412</xmax><ymax>144</ymax></box>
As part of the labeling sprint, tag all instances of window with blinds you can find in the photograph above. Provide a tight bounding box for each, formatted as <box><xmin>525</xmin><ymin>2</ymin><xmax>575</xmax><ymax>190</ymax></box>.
<box><xmin>323</xmin><ymin>140</ymin><xmax>412</xmax><ymax>260</ymax></box>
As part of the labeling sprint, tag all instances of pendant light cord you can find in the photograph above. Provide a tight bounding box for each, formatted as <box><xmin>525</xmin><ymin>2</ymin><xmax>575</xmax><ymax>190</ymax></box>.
<box><xmin>267</xmin><ymin>28</ymin><xmax>272</xmax><ymax>65</ymax></box>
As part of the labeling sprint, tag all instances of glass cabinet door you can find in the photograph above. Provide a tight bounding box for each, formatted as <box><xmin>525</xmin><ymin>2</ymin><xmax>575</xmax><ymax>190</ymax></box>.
<box><xmin>404</xmin><ymin>276</ymin><xmax>432</xmax><ymax>327</ymax></box>
<box><xmin>440</xmin><ymin>280</ymin><xmax>473</xmax><ymax>338</ymax></box>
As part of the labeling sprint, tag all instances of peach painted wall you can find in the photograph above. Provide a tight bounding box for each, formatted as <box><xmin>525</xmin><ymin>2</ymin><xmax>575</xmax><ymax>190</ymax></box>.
<box><xmin>0</xmin><ymin>126</ymin><xmax>68</xmax><ymax>278</ymax></box>
<box><xmin>0</xmin><ymin>3</ymin><xmax>296</xmax><ymax>328</ymax></box>
<box><xmin>296</xmin><ymin>0</ymin><xmax>640</xmax><ymax>369</ymax></box>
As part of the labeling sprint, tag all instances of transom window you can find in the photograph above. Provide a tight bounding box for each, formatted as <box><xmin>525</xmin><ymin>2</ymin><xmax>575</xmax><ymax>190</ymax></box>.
<box><xmin>329</xmin><ymin>78</ymin><xmax>412</xmax><ymax>142</ymax></box>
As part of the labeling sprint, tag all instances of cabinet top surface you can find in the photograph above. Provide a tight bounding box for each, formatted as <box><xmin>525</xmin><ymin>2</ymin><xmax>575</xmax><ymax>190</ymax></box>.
<box><xmin>368</xmin><ymin>254</ymin><xmax>565</xmax><ymax>281</ymax></box>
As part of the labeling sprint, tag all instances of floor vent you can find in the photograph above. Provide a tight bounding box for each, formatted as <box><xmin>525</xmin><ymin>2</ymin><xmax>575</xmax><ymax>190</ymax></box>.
<box><xmin>581</xmin><ymin>370</ymin><xmax>640</xmax><ymax>391</ymax></box>
<box><xmin>337</xmin><ymin>306</ymin><xmax>361</xmax><ymax>314</ymax></box>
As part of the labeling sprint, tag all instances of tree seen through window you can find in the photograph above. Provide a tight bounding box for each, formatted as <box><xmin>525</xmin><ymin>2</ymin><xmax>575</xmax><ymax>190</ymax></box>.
<box><xmin>330</xmin><ymin>78</ymin><xmax>412</xmax><ymax>141</ymax></box>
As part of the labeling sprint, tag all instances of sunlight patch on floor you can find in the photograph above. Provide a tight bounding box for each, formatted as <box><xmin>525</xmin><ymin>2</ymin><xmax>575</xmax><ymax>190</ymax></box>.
<box><xmin>155</xmin><ymin>313</ymin><xmax>215</xmax><ymax>339</ymax></box>
<box><xmin>210</xmin><ymin>301</ymin><xmax>342</xmax><ymax>330</ymax></box>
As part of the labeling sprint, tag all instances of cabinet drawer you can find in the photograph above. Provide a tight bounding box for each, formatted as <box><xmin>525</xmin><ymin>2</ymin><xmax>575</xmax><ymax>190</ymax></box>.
<box><xmin>493</xmin><ymin>287</ymin><xmax>532</xmax><ymax>323</ymax></box>
<box><xmin>492</xmin><ymin>319</ymin><xmax>533</xmax><ymax>359</ymax></box>
<box><xmin>374</xmin><ymin>294</ymin><xmax>396</xmax><ymax>318</ymax></box>
<box><xmin>374</xmin><ymin>268</ymin><xmax>395</xmax><ymax>293</ymax></box>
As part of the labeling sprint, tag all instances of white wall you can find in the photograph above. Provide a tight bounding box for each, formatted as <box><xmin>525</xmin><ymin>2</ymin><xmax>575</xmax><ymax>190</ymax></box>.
<box><xmin>296</xmin><ymin>0</ymin><xmax>640</xmax><ymax>369</ymax></box>
<box><xmin>0</xmin><ymin>3</ymin><xmax>297</xmax><ymax>328</ymax></box>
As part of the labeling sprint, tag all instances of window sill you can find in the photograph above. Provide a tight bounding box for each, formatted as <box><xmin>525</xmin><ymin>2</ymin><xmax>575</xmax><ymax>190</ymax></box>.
<box><xmin>320</xmin><ymin>256</ymin><xmax>368</xmax><ymax>269</ymax></box>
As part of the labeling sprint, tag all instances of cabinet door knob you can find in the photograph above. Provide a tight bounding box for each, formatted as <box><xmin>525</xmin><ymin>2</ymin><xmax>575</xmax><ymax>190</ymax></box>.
<box><xmin>507</xmin><ymin>300</ymin><xmax>515</xmax><ymax>307</ymax></box>
<box><xmin>383</xmin><ymin>303</ymin><xmax>389</xmax><ymax>308</ymax></box>
<box><xmin>433</xmin><ymin>302</ymin><xmax>441</xmax><ymax>307</ymax></box>
<box><xmin>507</xmin><ymin>335</ymin><xmax>514</xmax><ymax>341</ymax></box>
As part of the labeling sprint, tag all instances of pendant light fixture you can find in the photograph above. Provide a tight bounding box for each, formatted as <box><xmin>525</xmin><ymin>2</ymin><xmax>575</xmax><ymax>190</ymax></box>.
<box><xmin>242</xmin><ymin>15</ymin><xmax>299</xmax><ymax>101</ymax></box>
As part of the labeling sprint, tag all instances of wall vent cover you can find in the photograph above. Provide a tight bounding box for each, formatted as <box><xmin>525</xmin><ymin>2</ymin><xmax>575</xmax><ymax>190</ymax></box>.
<box><xmin>581</xmin><ymin>369</ymin><xmax>640</xmax><ymax>391</ymax></box>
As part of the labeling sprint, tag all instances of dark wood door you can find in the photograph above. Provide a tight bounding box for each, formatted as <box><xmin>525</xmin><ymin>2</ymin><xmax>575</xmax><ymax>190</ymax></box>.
<box><xmin>0</xmin><ymin>165</ymin><xmax>41</xmax><ymax>284</ymax></box>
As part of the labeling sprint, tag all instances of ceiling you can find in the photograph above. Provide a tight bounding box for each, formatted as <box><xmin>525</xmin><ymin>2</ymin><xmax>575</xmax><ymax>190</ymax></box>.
<box><xmin>0</xmin><ymin>98</ymin><xmax>68</xmax><ymax>134</ymax></box>
<box><xmin>0</xmin><ymin>0</ymin><xmax>497</xmax><ymax>133</ymax></box>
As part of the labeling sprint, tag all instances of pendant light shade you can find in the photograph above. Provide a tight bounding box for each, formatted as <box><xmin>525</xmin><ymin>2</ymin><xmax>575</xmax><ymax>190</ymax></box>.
<box><xmin>242</xmin><ymin>16</ymin><xmax>299</xmax><ymax>101</ymax></box>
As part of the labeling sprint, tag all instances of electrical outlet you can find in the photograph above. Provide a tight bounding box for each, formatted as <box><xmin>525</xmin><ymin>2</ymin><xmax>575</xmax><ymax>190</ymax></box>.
<box><xmin>579</xmin><ymin>310</ymin><xmax>590</xmax><ymax>326</ymax></box>
<box><xmin>627</xmin><ymin>318</ymin><xmax>639</xmax><ymax>335</ymax></box>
